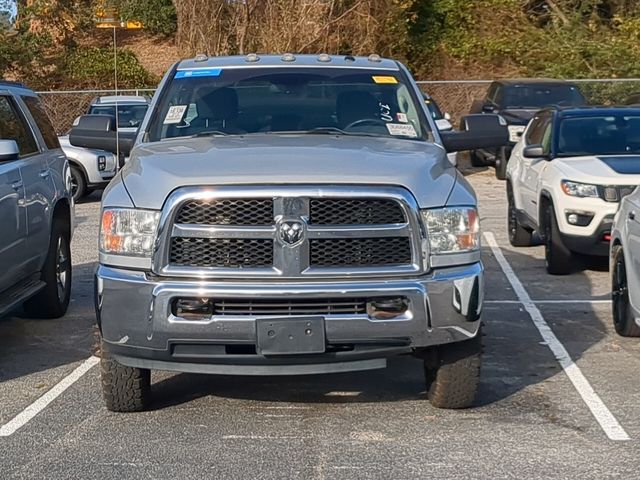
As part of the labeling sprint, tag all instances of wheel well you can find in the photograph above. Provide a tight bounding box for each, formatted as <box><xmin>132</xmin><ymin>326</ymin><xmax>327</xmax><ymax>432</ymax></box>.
<box><xmin>538</xmin><ymin>192</ymin><xmax>553</xmax><ymax>232</ymax></box>
<box><xmin>53</xmin><ymin>198</ymin><xmax>71</xmax><ymax>236</ymax></box>
<box><xmin>68</xmin><ymin>159</ymin><xmax>88</xmax><ymax>181</ymax></box>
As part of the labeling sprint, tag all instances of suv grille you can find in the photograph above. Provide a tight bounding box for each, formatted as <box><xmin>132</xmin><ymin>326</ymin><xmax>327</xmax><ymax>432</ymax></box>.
<box><xmin>176</xmin><ymin>199</ymin><xmax>274</xmax><ymax>225</ymax></box>
<box><xmin>309</xmin><ymin>198</ymin><xmax>405</xmax><ymax>225</ymax></box>
<box><xmin>170</xmin><ymin>238</ymin><xmax>273</xmax><ymax>267</ymax></box>
<box><xmin>309</xmin><ymin>238</ymin><xmax>411</xmax><ymax>267</ymax></box>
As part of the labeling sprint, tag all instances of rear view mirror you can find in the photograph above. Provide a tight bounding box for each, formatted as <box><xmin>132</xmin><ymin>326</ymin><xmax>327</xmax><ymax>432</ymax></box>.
<box><xmin>0</xmin><ymin>139</ymin><xmax>19</xmax><ymax>162</ymax></box>
<box><xmin>523</xmin><ymin>144</ymin><xmax>545</xmax><ymax>158</ymax></box>
<box><xmin>441</xmin><ymin>114</ymin><xmax>509</xmax><ymax>153</ymax></box>
<box><xmin>69</xmin><ymin>115</ymin><xmax>135</xmax><ymax>157</ymax></box>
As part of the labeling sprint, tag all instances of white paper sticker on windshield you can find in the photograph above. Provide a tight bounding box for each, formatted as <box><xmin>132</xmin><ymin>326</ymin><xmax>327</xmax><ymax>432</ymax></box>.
<box><xmin>386</xmin><ymin>123</ymin><xmax>417</xmax><ymax>138</ymax></box>
<box><xmin>164</xmin><ymin>105</ymin><xmax>187</xmax><ymax>124</ymax></box>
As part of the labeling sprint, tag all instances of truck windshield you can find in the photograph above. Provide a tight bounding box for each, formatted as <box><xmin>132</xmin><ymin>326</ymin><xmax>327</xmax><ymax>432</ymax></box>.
<box><xmin>557</xmin><ymin>114</ymin><xmax>640</xmax><ymax>156</ymax></box>
<box><xmin>148</xmin><ymin>67</ymin><xmax>431</xmax><ymax>142</ymax></box>
<box><xmin>502</xmin><ymin>85</ymin><xmax>585</xmax><ymax>109</ymax></box>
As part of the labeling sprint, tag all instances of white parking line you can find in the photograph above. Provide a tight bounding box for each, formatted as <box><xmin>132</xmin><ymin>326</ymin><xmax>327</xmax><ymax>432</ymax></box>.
<box><xmin>483</xmin><ymin>232</ymin><xmax>630</xmax><ymax>441</ymax></box>
<box><xmin>0</xmin><ymin>356</ymin><xmax>99</xmax><ymax>437</ymax></box>
<box><xmin>486</xmin><ymin>300</ymin><xmax>611</xmax><ymax>304</ymax></box>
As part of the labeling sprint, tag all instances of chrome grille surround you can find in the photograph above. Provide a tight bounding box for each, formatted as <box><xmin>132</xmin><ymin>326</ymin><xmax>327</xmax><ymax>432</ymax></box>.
<box><xmin>154</xmin><ymin>186</ymin><xmax>425</xmax><ymax>279</ymax></box>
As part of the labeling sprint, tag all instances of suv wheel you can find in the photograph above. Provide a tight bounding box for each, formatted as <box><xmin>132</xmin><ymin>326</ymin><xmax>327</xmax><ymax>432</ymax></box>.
<box><xmin>507</xmin><ymin>184</ymin><xmax>532</xmax><ymax>247</ymax></box>
<box><xmin>101</xmin><ymin>342</ymin><xmax>151</xmax><ymax>412</ymax></box>
<box><xmin>24</xmin><ymin>217</ymin><xmax>71</xmax><ymax>318</ymax></box>
<box><xmin>543</xmin><ymin>202</ymin><xmax>573</xmax><ymax>275</ymax></box>
<box><xmin>70</xmin><ymin>165</ymin><xmax>87</xmax><ymax>202</ymax></box>
<box><xmin>424</xmin><ymin>332</ymin><xmax>482</xmax><ymax>409</ymax></box>
<box><xmin>612</xmin><ymin>247</ymin><xmax>640</xmax><ymax>337</ymax></box>
<box><xmin>469</xmin><ymin>150</ymin><xmax>485</xmax><ymax>167</ymax></box>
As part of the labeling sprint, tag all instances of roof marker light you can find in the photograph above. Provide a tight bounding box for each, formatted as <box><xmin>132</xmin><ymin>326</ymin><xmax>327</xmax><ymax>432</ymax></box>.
<box><xmin>194</xmin><ymin>53</ymin><xmax>208</xmax><ymax>62</ymax></box>
<box><xmin>245</xmin><ymin>53</ymin><xmax>260</xmax><ymax>63</ymax></box>
<box><xmin>281</xmin><ymin>53</ymin><xmax>296</xmax><ymax>62</ymax></box>
<box><xmin>368</xmin><ymin>54</ymin><xmax>382</xmax><ymax>62</ymax></box>
<box><xmin>344</xmin><ymin>55</ymin><xmax>356</xmax><ymax>62</ymax></box>
<box><xmin>317</xmin><ymin>53</ymin><xmax>331</xmax><ymax>63</ymax></box>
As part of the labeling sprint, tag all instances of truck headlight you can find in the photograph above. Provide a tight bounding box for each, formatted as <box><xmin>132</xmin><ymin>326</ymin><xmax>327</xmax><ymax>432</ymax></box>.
<box><xmin>100</xmin><ymin>208</ymin><xmax>160</xmax><ymax>256</ymax></box>
<box><xmin>508</xmin><ymin>125</ymin><xmax>525</xmax><ymax>143</ymax></box>
<box><xmin>422</xmin><ymin>207</ymin><xmax>480</xmax><ymax>255</ymax></box>
<box><xmin>561</xmin><ymin>180</ymin><xmax>599</xmax><ymax>198</ymax></box>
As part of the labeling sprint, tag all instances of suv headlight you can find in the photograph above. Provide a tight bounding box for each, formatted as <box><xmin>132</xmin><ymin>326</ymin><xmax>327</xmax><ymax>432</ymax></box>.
<box><xmin>422</xmin><ymin>207</ymin><xmax>480</xmax><ymax>259</ymax></box>
<box><xmin>100</xmin><ymin>208</ymin><xmax>160</xmax><ymax>257</ymax></box>
<box><xmin>561</xmin><ymin>180</ymin><xmax>599</xmax><ymax>198</ymax></box>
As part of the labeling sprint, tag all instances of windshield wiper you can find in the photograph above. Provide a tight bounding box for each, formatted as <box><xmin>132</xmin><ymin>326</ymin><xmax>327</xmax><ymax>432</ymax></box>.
<box><xmin>192</xmin><ymin>130</ymin><xmax>229</xmax><ymax>137</ymax></box>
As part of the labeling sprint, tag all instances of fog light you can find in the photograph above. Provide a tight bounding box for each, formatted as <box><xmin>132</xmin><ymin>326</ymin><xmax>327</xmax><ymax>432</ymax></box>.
<box><xmin>565</xmin><ymin>211</ymin><xmax>594</xmax><ymax>227</ymax></box>
<box><xmin>98</xmin><ymin>155</ymin><xmax>106</xmax><ymax>171</ymax></box>
<box><xmin>172</xmin><ymin>298</ymin><xmax>213</xmax><ymax>320</ymax></box>
<box><xmin>367</xmin><ymin>297</ymin><xmax>409</xmax><ymax>320</ymax></box>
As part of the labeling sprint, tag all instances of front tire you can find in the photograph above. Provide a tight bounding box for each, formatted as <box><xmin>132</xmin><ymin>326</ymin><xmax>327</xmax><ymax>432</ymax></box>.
<box><xmin>495</xmin><ymin>147</ymin><xmax>508</xmax><ymax>180</ymax></box>
<box><xmin>424</xmin><ymin>333</ymin><xmax>482</xmax><ymax>409</ymax></box>
<box><xmin>70</xmin><ymin>165</ymin><xmax>87</xmax><ymax>202</ymax></box>
<box><xmin>543</xmin><ymin>202</ymin><xmax>573</xmax><ymax>275</ymax></box>
<box><xmin>469</xmin><ymin>150</ymin><xmax>485</xmax><ymax>167</ymax></box>
<box><xmin>612</xmin><ymin>247</ymin><xmax>640</xmax><ymax>337</ymax></box>
<box><xmin>24</xmin><ymin>217</ymin><xmax>72</xmax><ymax>318</ymax></box>
<box><xmin>101</xmin><ymin>342</ymin><xmax>151</xmax><ymax>412</ymax></box>
<box><xmin>507</xmin><ymin>184</ymin><xmax>532</xmax><ymax>247</ymax></box>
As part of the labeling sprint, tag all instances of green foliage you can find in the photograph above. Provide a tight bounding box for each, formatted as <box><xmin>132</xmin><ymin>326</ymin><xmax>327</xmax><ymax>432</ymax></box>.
<box><xmin>61</xmin><ymin>47</ymin><xmax>158</xmax><ymax>88</ymax></box>
<box><xmin>114</xmin><ymin>0</ymin><xmax>177</xmax><ymax>35</ymax></box>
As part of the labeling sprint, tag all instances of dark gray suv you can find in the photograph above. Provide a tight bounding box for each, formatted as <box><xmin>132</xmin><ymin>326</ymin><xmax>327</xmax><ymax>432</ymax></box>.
<box><xmin>0</xmin><ymin>81</ymin><xmax>74</xmax><ymax>319</ymax></box>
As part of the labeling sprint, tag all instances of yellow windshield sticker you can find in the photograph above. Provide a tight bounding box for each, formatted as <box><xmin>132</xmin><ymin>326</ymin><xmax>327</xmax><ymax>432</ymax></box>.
<box><xmin>372</xmin><ymin>76</ymin><xmax>398</xmax><ymax>84</ymax></box>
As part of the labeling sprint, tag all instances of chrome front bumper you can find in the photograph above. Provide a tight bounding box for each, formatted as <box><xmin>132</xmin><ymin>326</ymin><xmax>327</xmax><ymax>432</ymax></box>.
<box><xmin>96</xmin><ymin>262</ymin><xmax>483</xmax><ymax>375</ymax></box>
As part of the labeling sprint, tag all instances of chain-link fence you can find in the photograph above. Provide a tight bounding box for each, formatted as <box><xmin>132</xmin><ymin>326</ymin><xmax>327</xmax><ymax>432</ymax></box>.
<box><xmin>38</xmin><ymin>89</ymin><xmax>155</xmax><ymax>135</ymax></box>
<box><xmin>37</xmin><ymin>80</ymin><xmax>640</xmax><ymax>135</ymax></box>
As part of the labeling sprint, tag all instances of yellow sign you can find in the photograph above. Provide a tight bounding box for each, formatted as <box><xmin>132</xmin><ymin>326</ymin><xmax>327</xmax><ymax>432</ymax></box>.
<box><xmin>372</xmin><ymin>76</ymin><xmax>398</xmax><ymax>84</ymax></box>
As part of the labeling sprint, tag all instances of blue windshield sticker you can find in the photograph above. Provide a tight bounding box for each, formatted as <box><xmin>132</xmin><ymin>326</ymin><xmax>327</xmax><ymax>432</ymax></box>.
<box><xmin>175</xmin><ymin>68</ymin><xmax>222</xmax><ymax>79</ymax></box>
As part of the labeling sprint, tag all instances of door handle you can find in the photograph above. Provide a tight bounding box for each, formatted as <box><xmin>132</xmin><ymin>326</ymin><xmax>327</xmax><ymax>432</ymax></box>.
<box><xmin>39</xmin><ymin>169</ymin><xmax>50</xmax><ymax>178</ymax></box>
<box><xmin>629</xmin><ymin>211</ymin><xmax>636</xmax><ymax>221</ymax></box>
<box><xmin>11</xmin><ymin>180</ymin><xmax>23</xmax><ymax>190</ymax></box>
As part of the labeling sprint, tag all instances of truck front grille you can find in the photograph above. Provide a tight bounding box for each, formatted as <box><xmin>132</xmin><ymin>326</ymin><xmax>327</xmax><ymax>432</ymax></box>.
<box><xmin>170</xmin><ymin>238</ymin><xmax>273</xmax><ymax>268</ymax></box>
<box><xmin>159</xmin><ymin>187</ymin><xmax>421</xmax><ymax>278</ymax></box>
<box><xmin>176</xmin><ymin>199</ymin><xmax>274</xmax><ymax>226</ymax></box>
<box><xmin>309</xmin><ymin>198</ymin><xmax>405</xmax><ymax>225</ymax></box>
<box><xmin>309</xmin><ymin>237</ymin><xmax>411</xmax><ymax>267</ymax></box>
<box><xmin>212</xmin><ymin>298</ymin><xmax>368</xmax><ymax>316</ymax></box>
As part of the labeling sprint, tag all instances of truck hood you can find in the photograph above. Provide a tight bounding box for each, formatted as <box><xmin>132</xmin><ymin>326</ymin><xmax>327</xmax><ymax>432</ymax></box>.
<box><xmin>498</xmin><ymin>109</ymin><xmax>537</xmax><ymax>125</ymax></box>
<box><xmin>555</xmin><ymin>155</ymin><xmax>640</xmax><ymax>183</ymax></box>
<box><xmin>120</xmin><ymin>135</ymin><xmax>457</xmax><ymax>209</ymax></box>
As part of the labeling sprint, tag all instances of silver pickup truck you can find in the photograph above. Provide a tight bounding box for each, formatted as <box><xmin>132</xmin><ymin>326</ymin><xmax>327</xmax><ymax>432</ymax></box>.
<box><xmin>70</xmin><ymin>54</ymin><xmax>507</xmax><ymax>412</ymax></box>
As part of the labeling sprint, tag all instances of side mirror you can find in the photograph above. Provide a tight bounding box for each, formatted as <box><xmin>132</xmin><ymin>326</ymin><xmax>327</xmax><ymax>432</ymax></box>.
<box><xmin>0</xmin><ymin>139</ymin><xmax>19</xmax><ymax>162</ymax></box>
<box><xmin>523</xmin><ymin>144</ymin><xmax>546</xmax><ymax>159</ymax></box>
<box><xmin>69</xmin><ymin>115</ymin><xmax>135</xmax><ymax>156</ymax></box>
<box><xmin>441</xmin><ymin>114</ymin><xmax>509</xmax><ymax>153</ymax></box>
<box><xmin>482</xmin><ymin>104</ymin><xmax>495</xmax><ymax>113</ymax></box>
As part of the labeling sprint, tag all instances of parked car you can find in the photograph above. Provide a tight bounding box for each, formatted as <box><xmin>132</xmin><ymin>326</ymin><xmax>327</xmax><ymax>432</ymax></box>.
<box><xmin>0</xmin><ymin>81</ymin><xmax>74</xmax><ymax>319</ymax></box>
<box><xmin>86</xmin><ymin>95</ymin><xmax>150</xmax><ymax>133</ymax></box>
<box><xmin>506</xmin><ymin>106</ymin><xmax>640</xmax><ymax>275</ymax></box>
<box><xmin>469</xmin><ymin>79</ymin><xmax>587</xmax><ymax>179</ymax></box>
<box><xmin>58</xmin><ymin>135</ymin><xmax>118</xmax><ymax>201</ymax></box>
<box><xmin>70</xmin><ymin>53</ymin><xmax>508</xmax><ymax>412</ymax></box>
<box><xmin>610</xmin><ymin>186</ymin><xmax>640</xmax><ymax>336</ymax></box>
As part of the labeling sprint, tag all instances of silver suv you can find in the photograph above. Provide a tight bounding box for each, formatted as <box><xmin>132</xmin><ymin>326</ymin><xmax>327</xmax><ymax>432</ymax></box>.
<box><xmin>0</xmin><ymin>81</ymin><xmax>74</xmax><ymax>319</ymax></box>
<box><xmin>70</xmin><ymin>54</ymin><xmax>507</xmax><ymax>412</ymax></box>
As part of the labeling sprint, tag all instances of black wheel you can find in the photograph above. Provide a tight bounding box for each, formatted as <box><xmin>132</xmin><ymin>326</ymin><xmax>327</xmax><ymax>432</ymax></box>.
<box><xmin>70</xmin><ymin>165</ymin><xmax>87</xmax><ymax>202</ymax></box>
<box><xmin>424</xmin><ymin>332</ymin><xmax>482</xmax><ymax>409</ymax></box>
<box><xmin>101</xmin><ymin>342</ymin><xmax>151</xmax><ymax>412</ymax></box>
<box><xmin>543</xmin><ymin>202</ymin><xmax>573</xmax><ymax>275</ymax></box>
<box><xmin>507</xmin><ymin>183</ymin><xmax>532</xmax><ymax>247</ymax></box>
<box><xmin>495</xmin><ymin>147</ymin><xmax>508</xmax><ymax>180</ymax></box>
<box><xmin>24</xmin><ymin>217</ymin><xmax>71</xmax><ymax>318</ymax></box>
<box><xmin>612</xmin><ymin>247</ymin><xmax>640</xmax><ymax>337</ymax></box>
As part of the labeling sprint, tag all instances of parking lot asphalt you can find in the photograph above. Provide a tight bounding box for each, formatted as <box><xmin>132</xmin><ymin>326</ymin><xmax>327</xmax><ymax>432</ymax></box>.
<box><xmin>2</xmin><ymin>161</ymin><xmax>640</xmax><ymax>479</ymax></box>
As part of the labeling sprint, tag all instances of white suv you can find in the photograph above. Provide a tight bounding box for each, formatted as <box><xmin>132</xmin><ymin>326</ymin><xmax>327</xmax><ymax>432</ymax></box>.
<box><xmin>506</xmin><ymin>106</ymin><xmax>640</xmax><ymax>275</ymax></box>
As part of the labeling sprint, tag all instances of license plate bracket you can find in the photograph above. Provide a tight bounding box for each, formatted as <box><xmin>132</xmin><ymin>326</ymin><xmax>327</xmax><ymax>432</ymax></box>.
<box><xmin>256</xmin><ymin>317</ymin><xmax>326</xmax><ymax>355</ymax></box>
